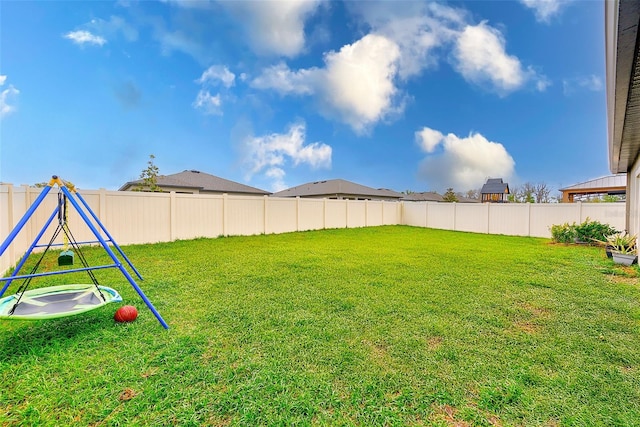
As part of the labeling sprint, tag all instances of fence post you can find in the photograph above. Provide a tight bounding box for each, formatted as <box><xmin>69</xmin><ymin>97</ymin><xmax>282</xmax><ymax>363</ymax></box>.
<box><xmin>296</xmin><ymin>196</ymin><xmax>300</xmax><ymax>232</ymax></box>
<box><xmin>170</xmin><ymin>191</ymin><xmax>176</xmax><ymax>241</ymax></box>
<box><xmin>263</xmin><ymin>195</ymin><xmax>268</xmax><ymax>235</ymax></box>
<box><xmin>323</xmin><ymin>198</ymin><xmax>327</xmax><ymax>229</ymax></box>
<box><xmin>99</xmin><ymin>188</ymin><xmax>107</xmax><ymax>229</ymax></box>
<box><xmin>223</xmin><ymin>193</ymin><xmax>228</xmax><ymax>237</ymax></box>
<box><xmin>7</xmin><ymin>184</ymin><xmax>15</xmax><ymax>268</ymax></box>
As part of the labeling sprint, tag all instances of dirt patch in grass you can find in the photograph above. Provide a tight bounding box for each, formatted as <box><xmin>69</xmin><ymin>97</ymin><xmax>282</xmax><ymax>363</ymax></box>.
<box><xmin>427</xmin><ymin>336</ymin><xmax>443</xmax><ymax>350</ymax></box>
<box><xmin>429</xmin><ymin>404</ymin><xmax>471</xmax><ymax>426</ymax></box>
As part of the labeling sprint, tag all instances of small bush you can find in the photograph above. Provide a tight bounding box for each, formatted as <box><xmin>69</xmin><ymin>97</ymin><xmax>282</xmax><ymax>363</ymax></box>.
<box><xmin>574</xmin><ymin>218</ymin><xmax>618</xmax><ymax>243</ymax></box>
<box><xmin>550</xmin><ymin>219</ymin><xmax>618</xmax><ymax>244</ymax></box>
<box><xmin>550</xmin><ymin>222</ymin><xmax>576</xmax><ymax>243</ymax></box>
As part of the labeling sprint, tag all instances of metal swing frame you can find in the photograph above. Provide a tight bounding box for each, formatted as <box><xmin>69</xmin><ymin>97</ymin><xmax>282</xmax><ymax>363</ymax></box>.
<box><xmin>0</xmin><ymin>176</ymin><xmax>169</xmax><ymax>329</ymax></box>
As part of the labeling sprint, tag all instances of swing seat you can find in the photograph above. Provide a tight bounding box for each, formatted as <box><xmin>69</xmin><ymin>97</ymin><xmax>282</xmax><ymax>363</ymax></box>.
<box><xmin>58</xmin><ymin>250</ymin><xmax>74</xmax><ymax>266</ymax></box>
<box><xmin>0</xmin><ymin>284</ymin><xmax>122</xmax><ymax>320</ymax></box>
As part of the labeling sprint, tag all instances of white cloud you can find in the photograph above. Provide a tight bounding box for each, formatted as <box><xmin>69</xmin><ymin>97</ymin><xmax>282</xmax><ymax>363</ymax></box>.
<box><xmin>193</xmin><ymin>65</ymin><xmax>236</xmax><ymax>115</ymax></box>
<box><xmin>562</xmin><ymin>75</ymin><xmax>603</xmax><ymax>95</ymax></box>
<box><xmin>63</xmin><ymin>30</ymin><xmax>107</xmax><ymax>46</ymax></box>
<box><xmin>252</xmin><ymin>34</ymin><xmax>402</xmax><ymax>133</ymax></box>
<box><xmin>520</xmin><ymin>0</ymin><xmax>566</xmax><ymax>23</ymax></box>
<box><xmin>220</xmin><ymin>0</ymin><xmax>323</xmax><ymax>57</ymax></box>
<box><xmin>241</xmin><ymin>122</ymin><xmax>332</xmax><ymax>190</ymax></box>
<box><xmin>415</xmin><ymin>127</ymin><xmax>444</xmax><ymax>153</ymax></box>
<box><xmin>88</xmin><ymin>16</ymin><xmax>138</xmax><ymax>42</ymax></box>
<box><xmin>192</xmin><ymin>90</ymin><xmax>222</xmax><ymax>115</ymax></box>
<box><xmin>417</xmin><ymin>127</ymin><xmax>515</xmax><ymax>192</ymax></box>
<box><xmin>197</xmin><ymin>65</ymin><xmax>236</xmax><ymax>88</ymax></box>
<box><xmin>452</xmin><ymin>22</ymin><xmax>546</xmax><ymax>94</ymax></box>
<box><xmin>347</xmin><ymin>2</ymin><xmax>464</xmax><ymax>80</ymax></box>
<box><xmin>0</xmin><ymin>75</ymin><xmax>19</xmax><ymax>118</ymax></box>
<box><xmin>251</xmin><ymin>63</ymin><xmax>318</xmax><ymax>95</ymax></box>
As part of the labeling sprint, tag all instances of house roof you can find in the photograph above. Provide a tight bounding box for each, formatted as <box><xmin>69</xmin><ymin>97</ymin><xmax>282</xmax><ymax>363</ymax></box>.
<box><xmin>559</xmin><ymin>174</ymin><xmax>627</xmax><ymax>191</ymax></box>
<box><xmin>606</xmin><ymin>1</ymin><xmax>640</xmax><ymax>173</ymax></box>
<box><xmin>480</xmin><ymin>178</ymin><xmax>509</xmax><ymax>194</ymax></box>
<box><xmin>119</xmin><ymin>170</ymin><xmax>270</xmax><ymax>195</ymax></box>
<box><xmin>402</xmin><ymin>191</ymin><xmax>444</xmax><ymax>202</ymax></box>
<box><xmin>271</xmin><ymin>179</ymin><xmax>403</xmax><ymax>199</ymax></box>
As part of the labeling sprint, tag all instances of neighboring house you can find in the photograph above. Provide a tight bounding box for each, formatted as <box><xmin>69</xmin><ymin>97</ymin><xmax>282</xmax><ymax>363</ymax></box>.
<box><xmin>606</xmin><ymin>1</ymin><xmax>640</xmax><ymax>234</ymax></box>
<box><xmin>402</xmin><ymin>191</ymin><xmax>444</xmax><ymax>202</ymax></box>
<box><xmin>119</xmin><ymin>170</ymin><xmax>270</xmax><ymax>196</ymax></box>
<box><xmin>271</xmin><ymin>179</ymin><xmax>404</xmax><ymax>201</ymax></box>
<box><xmin>402</xmin><ymin>191</ymin><xmax>480</xmax><ymax>203</ymax></box>
<box><xmin>480</xmin><ymin>178</ymin><xmax>510</xmax><ymax>203</ymax></box>
<box><xmin>559</xmin><ymin>174</ymin><xmax>626</xmax><ymax>202</ymax></box>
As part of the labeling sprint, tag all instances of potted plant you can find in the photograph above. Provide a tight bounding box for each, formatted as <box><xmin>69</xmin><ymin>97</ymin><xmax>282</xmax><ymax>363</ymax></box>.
<box><xmin>603</xmin><ymin>233</ymin><xmax>637</xmax><ymax>265</ymax></box>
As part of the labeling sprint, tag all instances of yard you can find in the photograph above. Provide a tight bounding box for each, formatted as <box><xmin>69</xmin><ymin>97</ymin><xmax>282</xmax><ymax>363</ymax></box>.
<box><xmin>1</xmin><ymin>225</ymin><xmax>639</xmax><ymax>426</ymax></box>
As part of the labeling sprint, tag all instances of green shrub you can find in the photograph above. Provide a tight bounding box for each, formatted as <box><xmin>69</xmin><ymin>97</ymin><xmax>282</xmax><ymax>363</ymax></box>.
<box><xmin>550</xmin><ymin>222</ymin><xmax>577</xmax><ymax>243</ymax></box>
<box><xmin>574</xmin><ymin>218</ymin><xmax>618</xmax><ymax>243</ymax></box>
<box><xmin>550</xmin><ymin>219</ymin><xmax>618</xmax><ymax>244</ymax></box>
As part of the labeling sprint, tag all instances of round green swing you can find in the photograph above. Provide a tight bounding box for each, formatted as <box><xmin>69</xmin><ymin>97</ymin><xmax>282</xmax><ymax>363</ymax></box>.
<box><xmin>0</xmin><ymin>284</ymin><xmax>122</xmax><ymax>320</ymax></box>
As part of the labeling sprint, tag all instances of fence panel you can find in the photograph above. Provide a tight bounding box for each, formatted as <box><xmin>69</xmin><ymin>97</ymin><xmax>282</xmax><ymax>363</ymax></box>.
<box><xmin>383</xmin><ymin>202</ymin><xmax>400</xmax><ymax>225</ymax></box>
<box><xmin>402</xmin><ymin>202</ymin><xmax>427</xmax><ymax>227</ymax></box>
<box><xmin>488</xmin><ymin>203</ymin><xmax>531</xmax><ymax>236</ymax></box>
<box><xmin>455</xmin><ymin>204</ymin><xmax>489</xmax><ymax>233</ymax></box>
<box><xmin>325</xmin><ymin>200</ymin><xmax>347</xmax><ymax>229</ymax></box>
<box><xmin>105</xmin><ymin>191</ymin><xmax>171</xmax><ymax>245</ymax></box>
<box><xmin>366</xmin><ymin>201</ymin><xmax>383</xmax><ymax>226</ymax></box>
<box><xmin>426</xmin><ymin>203</ymin><xmax>455</xmax><ymax>230</ymax></box>
<box><xmin>225</xmin><ymin>195</ymin><xmax>265</xmax><ymax>237</ymax></box>
<box><xmin>298</xmin><ymin>198</ymin><xmax>325</xmax><ymax>231</ymax></box>
<box><xmin>174</xmin><ymin>194</ymin><xmax>224</xmax><ymax>239</ymax></box>
<box><xmin>266</xmin><ymin>197</ymin><xmax>297</xmax><ymax>234</ymax></box>
<box><xmin>347</xmin><ymin>201</ymin><xmax>366</xmax><ymax>228</ymax></box>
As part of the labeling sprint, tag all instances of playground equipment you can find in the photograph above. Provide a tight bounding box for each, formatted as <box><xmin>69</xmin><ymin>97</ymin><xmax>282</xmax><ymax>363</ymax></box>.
<box><xmin>0</xmin><ymin>176</ymin><xmax>169</xmax><ymax>328</ymax></box>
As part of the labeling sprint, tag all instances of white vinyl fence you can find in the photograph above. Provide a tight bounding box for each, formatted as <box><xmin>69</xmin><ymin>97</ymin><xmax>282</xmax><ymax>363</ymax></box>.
<box><xmin>1</xmin><ymin>184</ymin><xmax>626</xmax><ymax>275</ymax></box>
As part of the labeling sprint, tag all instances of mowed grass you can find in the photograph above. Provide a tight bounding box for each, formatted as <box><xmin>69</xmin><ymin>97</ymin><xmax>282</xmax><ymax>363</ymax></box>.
<box><xmin>1</xmin><ymin>225</ymin><xmax>640</xmax><ymax>426</ymax></box>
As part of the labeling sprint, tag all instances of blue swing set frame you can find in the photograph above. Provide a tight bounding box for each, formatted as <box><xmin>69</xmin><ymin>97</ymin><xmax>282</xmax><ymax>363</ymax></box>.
<box><xmin>0</xmin><ymin>176</ymin><xmax>169</xmax><ymax>329</ymax></box>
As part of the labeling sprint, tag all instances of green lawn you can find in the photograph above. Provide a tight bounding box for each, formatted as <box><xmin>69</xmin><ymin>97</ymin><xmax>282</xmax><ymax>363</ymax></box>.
<box><xmin>1</xmin><ymin>225</ymin><xmax>640</xmax><ymax>426</ymax></box>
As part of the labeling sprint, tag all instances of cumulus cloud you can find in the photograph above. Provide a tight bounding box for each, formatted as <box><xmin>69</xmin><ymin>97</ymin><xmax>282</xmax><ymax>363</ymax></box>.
<box><xmin>416</xmin><ymin>126</ymin><xmax>515</xmax><ymax>192</ymax></box>
<box><xmin>252</xmin><ymin>34</ymin><xmax>402</xmax><ymax>133</ymax></box>
<box><xmin>197</xmin><ymin>65</ymin><xmax>236</xmax><ymax>88</ymax></box>
<box><xmin>220</xmin><ymin>0</ymin><xmax>323</xmax><ymax>57</ymax></box>
<box><xmin>347</xmin><ymin>1</ymin><xmax>464</xmax><ymax>80</ymax></box>
<box><xmin>193</xmin><ymin>90</ymin><xmax>222</xmax><ymax>115</ymax></box>
<box><xmin>562</xmin><ymin>74</ymin><xmax>603</xmax><ymax>95</ymax></box>
<box><xmin>520</xmin><ymin>0</ymin><xmax>566</xmax><ymax>23</ymax></box>
<box><xmin>241</xmin><ymin>122</ymin><xmax>332</xmax><ymax>190</ymax></box>
<box><xmin>251</xmin><ymin>63</ymin><xmax>318</xmax><ymax>95</ymax></box>
<box><xmin>452</xmin><ymin>22</ymin><xmax>546</xmax><ymax>94</ymax></box>
<box><xmin>193</xmin><ymin>65</ymin><xmax>236</xmax><ymax>115</ymax></box>
<box><xmin>63</xmin><ymin>30</ymin><xmax>107</xmax><ymax>46</ymax></box>
<box><xmin>0</xmin><ymin>75</ymin><xmax>19</xmax><ymax>118</ymax></box>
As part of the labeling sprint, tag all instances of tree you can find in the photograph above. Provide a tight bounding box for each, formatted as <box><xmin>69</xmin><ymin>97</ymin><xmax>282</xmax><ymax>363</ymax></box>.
<box><xmin>135</xmin><ymin>154</ymin><xmax>162</xmax><ymax>192</ymax></box>
<box><xmin>465</xmin><ymin>189</ymin><xmax>479</xmax><ymax>200</ymax></box>
<box><xmin>442</xmin><ymin>188</ymin><xmax>458</xmax><ymax>202</ymax></box>
<box><xmin>533</xmin><ymin>182</ymin><xmax>551</xmax><ymax>203</ymax></box>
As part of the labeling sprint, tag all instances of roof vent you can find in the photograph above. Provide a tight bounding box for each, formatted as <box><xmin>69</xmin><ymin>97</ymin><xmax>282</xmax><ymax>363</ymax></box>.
<box><xmin>190</xmin><ymin>170</ymin><xmax>200</xmax><ymax>173</ymax></box>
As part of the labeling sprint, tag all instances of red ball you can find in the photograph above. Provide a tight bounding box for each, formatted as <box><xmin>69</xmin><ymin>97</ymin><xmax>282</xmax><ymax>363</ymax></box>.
<box><xmin>114</xmin><ymin>305</ymin><xmax>138</xmax><ymax>323</ymax></box>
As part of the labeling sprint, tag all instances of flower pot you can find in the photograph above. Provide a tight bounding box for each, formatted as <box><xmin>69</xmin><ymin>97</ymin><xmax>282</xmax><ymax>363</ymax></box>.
<box><xmin>612</xmin><ymin>252</ymin><xmax>637</xmax><ymax>266</ymax></box>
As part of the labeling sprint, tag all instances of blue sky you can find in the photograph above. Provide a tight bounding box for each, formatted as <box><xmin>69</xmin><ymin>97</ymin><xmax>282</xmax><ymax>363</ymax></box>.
<box><xmin>1</xmin><ymin>0</ymin><xmax>607</xmax><ymax>195</ymax></box>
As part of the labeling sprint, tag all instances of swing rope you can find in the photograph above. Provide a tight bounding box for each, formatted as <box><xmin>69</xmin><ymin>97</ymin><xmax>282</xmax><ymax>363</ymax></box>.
<box><xmin>8</xmin><ymin>191</ymin><xmax>106</xmax><ymax>315</ymax></box>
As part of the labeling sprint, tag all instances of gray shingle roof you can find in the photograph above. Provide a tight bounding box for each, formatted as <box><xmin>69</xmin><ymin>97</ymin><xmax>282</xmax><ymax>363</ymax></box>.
<box><xmin>271</xmin><ymin>179</ymin><xmax>403</xmax><ymax>199</ymax></box>
<box><xmin>480</xmin><ymin>178</ymin><xmax>509</xmax><ymax>194</ymax></box>
<box><xmin>119</xmin><ymin>170</ymin><xmax>270</xmax><ymax>195</ymax></box>
<box><xmin>402</xmin><ymin>192</ymin><xmax>444</xmax><ymax>202</ymax></box>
